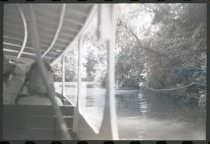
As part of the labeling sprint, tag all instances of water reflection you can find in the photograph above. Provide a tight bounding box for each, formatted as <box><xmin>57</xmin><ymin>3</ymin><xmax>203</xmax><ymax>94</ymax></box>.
<box><xmin>116</xmin><ymin>90</ymin><xmax>205</xmax><ymax>140</ymax></box>
<box><xmin>55</xmin><ymin>84</ymin><xmax>205</xmax><ymax>140</ymax></box>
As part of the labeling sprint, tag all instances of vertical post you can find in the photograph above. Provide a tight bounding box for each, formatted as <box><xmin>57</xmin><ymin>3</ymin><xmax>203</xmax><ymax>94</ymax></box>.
<box><xmin>77</xmin><ymin>37</ymin><xmax>82</xmax><ymax>109</ymax></box>
<box><xmin>98</xmin><ymin>4</ymin><xmax>119</xmax><ymax>140</ymax></box>
<box><xmin>28</xmin><ymin>4</ymin><xmax>71</xmax><ymax>139</ymax></box>
<box><xmin>72</xmin><ymin>37</ymin><xmax>82</xmax><ymax>133</ymax></box>
<box><xmin>62</xmin><ymin>56</ymin><xmax>66</xmax><ymax>97</ymax></box>
<box><xmin>0</xmin><ymin>3</ymin><xmax>3</xmax><ymax>140</ymax></box>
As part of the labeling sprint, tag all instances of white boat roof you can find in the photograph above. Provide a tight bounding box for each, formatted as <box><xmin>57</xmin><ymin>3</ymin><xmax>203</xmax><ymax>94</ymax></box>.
<box><xmin>3</xmin><ymin>4</ymin><xmax>95</xmax><ymax>65</ymax></box>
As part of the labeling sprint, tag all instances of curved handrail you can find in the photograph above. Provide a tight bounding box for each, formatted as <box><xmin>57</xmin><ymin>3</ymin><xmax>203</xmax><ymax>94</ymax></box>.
<box><xmin>51</xmin><ymin>4</ymin><xmax>97</xmax><ymax>66</ymax></box>
<box><xmin>42</xmin><ymin>4</ymin><xmax>66</xmax><ymax>57</ymax></box>
<box><xmin>16</xmin><ymin>4</ymin><xmax>28</xmax><ymax>59</ymax></box>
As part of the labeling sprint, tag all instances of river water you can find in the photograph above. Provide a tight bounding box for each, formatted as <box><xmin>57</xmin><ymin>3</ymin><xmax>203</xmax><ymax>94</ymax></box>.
<box><xmin>54</xmin><ymin>84</ymin><xmax>205</xmax><ymax>140</ymax></box>
<box><xmin>115</xmin><ymin>90</ymin><xmax>205</xmax><ymax>140</ymax></box>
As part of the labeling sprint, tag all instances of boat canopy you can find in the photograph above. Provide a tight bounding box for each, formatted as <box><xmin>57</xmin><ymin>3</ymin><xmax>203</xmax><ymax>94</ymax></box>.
<box><xmin>3</xmin><ymin>4</ymin><xmax>94</xmax><ymax>65</ymax></box>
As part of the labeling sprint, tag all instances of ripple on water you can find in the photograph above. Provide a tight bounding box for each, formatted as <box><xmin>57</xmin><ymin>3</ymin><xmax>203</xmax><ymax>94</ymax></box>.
<box><xmin>117</xmin><ymin>115</ymin><xmax>205</xmax><ymax>140</ymax></box>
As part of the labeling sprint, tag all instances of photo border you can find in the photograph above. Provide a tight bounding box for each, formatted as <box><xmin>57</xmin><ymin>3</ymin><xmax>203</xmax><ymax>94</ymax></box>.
<box><xmin>0</xmin><ymin>1</ymin><xmax>209</xmax><ymax>144</ymax></box>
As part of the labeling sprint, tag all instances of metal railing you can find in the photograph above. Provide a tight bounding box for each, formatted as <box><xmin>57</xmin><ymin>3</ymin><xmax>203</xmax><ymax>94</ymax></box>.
<box><xmin>56</xmin><ymin>5</ymin><xmax>119</xmax><ymax>140</ymax></box>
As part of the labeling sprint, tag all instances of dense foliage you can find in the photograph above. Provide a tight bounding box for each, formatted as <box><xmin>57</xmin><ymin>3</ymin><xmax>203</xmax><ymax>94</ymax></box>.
<box><xmin>52</xmin><ymin>4</ymin><xmax>206</xmax><ymax>109</ymax></box>
<box><xmin>116</xmin><ymin>4</ymin><xmax>206</xmax><ymax>88</ymax></box>
<box><xmin>115</xmin><ymin>4</ymin><xmax>206</xmax><ymax>110</ymax></box>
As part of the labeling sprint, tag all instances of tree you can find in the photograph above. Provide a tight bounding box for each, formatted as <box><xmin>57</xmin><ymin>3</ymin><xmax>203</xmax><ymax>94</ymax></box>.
<box><xmin>115</xmin><ymin>4</ymin><xmax>206</xmax><ymax>110</ymax></box>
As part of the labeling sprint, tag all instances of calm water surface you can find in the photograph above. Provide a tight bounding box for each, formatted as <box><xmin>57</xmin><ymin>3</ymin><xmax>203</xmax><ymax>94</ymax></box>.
<box><xmin>115</xmin><ymin>90</ymin><xmax>205</xmax><ymax>140</ymax></box>
<box><xmin>55</xmin><ymin>84</ymin><xmax>205</xmax><ymax>140</ymax></box>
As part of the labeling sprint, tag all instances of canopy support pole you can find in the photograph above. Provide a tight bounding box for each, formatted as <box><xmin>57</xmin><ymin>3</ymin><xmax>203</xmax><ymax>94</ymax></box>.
<box><xmin>62</xmin><ymin>56</ymin><xmax>66</xmax><ymax>97</ymax></box>
<box><xmin>42</xmin><ymin>4</ymin><xmax>66</xmax><ymax>57</ymax></box>
<box><xmin>98</xmin><ymin>4</ymin><xmax>119</xmax><ymax>140</ymax></box>
<box><xmin>72</xmin><ymin>36</ymin><xmax>82</xmax><ymax>133</ymax></box>
<box><xmin>16</xmin><ymin>5</ymin><xmax>28</xmax><ymax>59</ymax></box>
